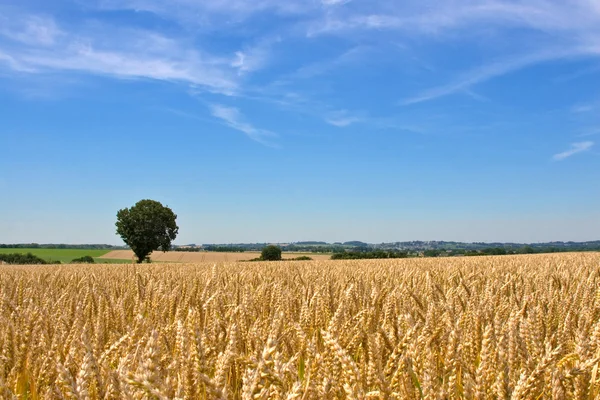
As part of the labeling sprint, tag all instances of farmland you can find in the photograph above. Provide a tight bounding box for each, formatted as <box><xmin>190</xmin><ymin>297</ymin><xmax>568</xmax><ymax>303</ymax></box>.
<box><xmin>0</xmin><ymin>248</ymin><xmax>330</xmax><ymax>264</ymax></box>
<box><xmin>1</xmin><ymin>253</ymin><xmax>600</xmax><ymax>399</ymax></box>
<box><xmin>100</xmin><ymin>250</ymin><xmax>332</xmax><ymax>262</ymax></box>
<box><xmin>0</xmin><ymin>248</ymin><xmax>115</xmax><ymax>264</ymax></box>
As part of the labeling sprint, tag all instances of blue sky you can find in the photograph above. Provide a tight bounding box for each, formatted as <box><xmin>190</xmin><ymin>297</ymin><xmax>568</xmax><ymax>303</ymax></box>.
<box><xmin>1</xmin><ymin>0</ymin><xmax>599</xmax><ymax>245</ymax></box>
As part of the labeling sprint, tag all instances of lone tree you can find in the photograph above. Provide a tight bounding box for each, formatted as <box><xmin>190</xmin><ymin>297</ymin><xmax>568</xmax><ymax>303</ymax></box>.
<box><xmin>261</xmin><ymin>245</ymin><xmax>282</xmax><ymax>261</ymax></box>
<box><xmin>116</xmin><ymin>199</ymin><xmax>179</xmax><ymax>263</ymax></box>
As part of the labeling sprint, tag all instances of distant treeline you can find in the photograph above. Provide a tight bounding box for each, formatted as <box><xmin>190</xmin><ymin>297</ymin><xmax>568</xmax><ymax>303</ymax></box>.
<box><xmin>331</xmin><ymin>250</ymin><xmax>409</xmax><ymax>260</ymax></box>
<box><xmin>0</xmin><ymin>244</ymin><xmax>121</xmax><ymax>249</ymax></box>
<box><xmin>424</xmin><ymin>246</ymin><xmax>600</xmax><ymax>257</ymax></box>
<box><xmin>376</xmin><ymin>240</ymin><xmax>600</xmax><ymax>253</ymax></box>
<box><xmin>286</xmin><ymin>245</ymin><xmax>347</xmax><ymax>253</ymax></box>
<box><xmin>204</xmin><ymin>246</ymin><xmax>246</xmax><ymax>252</ymax></box>
<box><xmin>329</xmin><ymin>245</ymin><xmax>600</xmax><ymax>260</ymax></box>
<box><xmin>172</xmin><ymin>247</ymin><xmax>203</xmax><ymax>252</ymax></box>
<box><xmin>173</xmin><ymin>246</ymin><xmax>246</xmax><ymax>252</ymax></box>
<box><xmin>202</xmin><ymin>243</ymin><xmax>270</xmax><ymax>252</ymax></box>
<box><xmin>0</xmin><ymin>253</ymin><xmax>49</xmax><ymax>264</ymax></box>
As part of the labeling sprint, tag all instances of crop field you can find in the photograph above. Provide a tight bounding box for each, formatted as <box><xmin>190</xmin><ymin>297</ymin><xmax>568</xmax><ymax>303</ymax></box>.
<box><xmin>0</xmin><ymin>248</ymin><xmax>115</xmax><ymax>264</ymax></box>
<box><xmin>1</xmin><ymin>253</ymin><xmax>600</xmax><ymax>399</ymax></box>
<box><xmin>100</xmin><ymin>250</ymin><xmax>332</xmax><ymax>263</ymax></box>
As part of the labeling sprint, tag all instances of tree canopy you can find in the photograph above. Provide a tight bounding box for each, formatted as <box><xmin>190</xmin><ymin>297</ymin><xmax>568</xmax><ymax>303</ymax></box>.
<box><xmin>116</xmin><ymin>199</ymin><xmax>179</xmax><ymax>263</ymax></box>
<box><xmin>261</xmin><ymin>245</ymin><xmax>282</xmax><ymax>261</ymax></box>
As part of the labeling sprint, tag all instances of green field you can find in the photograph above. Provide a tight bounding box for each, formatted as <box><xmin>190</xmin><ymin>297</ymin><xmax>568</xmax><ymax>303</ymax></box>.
<box><xmin>0</xmin><ymin>248</ymin><xmax>128</xmax><ymax>264</ymax></box>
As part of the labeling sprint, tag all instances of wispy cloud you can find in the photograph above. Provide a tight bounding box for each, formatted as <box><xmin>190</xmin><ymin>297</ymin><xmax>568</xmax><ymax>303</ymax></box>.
<box><xmin>401</xmin><ymin>48</ymin><xmax>588</xmax><ymax>105</ymax></box>
<box><xmin>305</xmin><ymin>0</ymin><xmax>600</xmax><ymax>105</ymax></box>
<box><xmin>231</xmin><ymin>37</ymin><xmax>280</xmax><ymax>75</ymax></box>
<box><xmin>309</xmin><ymin>0</ymin><xmax>600</xmax><ymax>37</ymax></box>
<box><xmin>209</xmin><ymin>104</ymin><xmax>277</xmax><ymax>145</ymax></box>
<box><xmin>321</xmin><ymin>0</ymin><xmax>351</xmax><ymax>6</ymax></box>
<box><xmin>571</xmin><ymin>103</ymin><xmax>595</xmax><ymax>113</ymax></box>
<box><xmin>325</xmin><ymin>110</ymin><xmax>362</xmax><ymax>127</ymax></box>
<box><xmin>0</xmin><ymin>50</ymin><xmax>30</xmax><ymax>72</ymax></box>
<box><xmin>22</xmin><ymin>45</ymin><xmax>238</xmax><ymax>94</ymax></box>
<box><xmin>553</xmin><ymin>141</ymin><xmax>594</xmax><ymax>161</ymax></box>
<box><xmin>0</xmin><ymin>14</ymin><xmax>62</xmax><ymax>46</ymax></box>
<box><xmin>98</xmin><ymin>0</ymin><xmax>319</xmax><ymax>27</ymax></box>
<box><xmin>285</xmin><ymin>46</ymin><xmax>367</xmax><ymax>80</ymax></box>
<box><xmin>555</xmin><ymin>63</ymin><xmax>600</xmax><ymax>82</ymax></box>
<box><xmin>578</xmin><ymin>128</ymin><xmax>600</xmax><ymax>138</ymax></box>
<box><xmin>0</xmin><ymin>14</ymin><xmax>240</xmax><ymax>95</ymax></box>
<box><xmin>2</xmin><ymin>0</ymin><xmax>600</xmax><ymax>144</ymax></box>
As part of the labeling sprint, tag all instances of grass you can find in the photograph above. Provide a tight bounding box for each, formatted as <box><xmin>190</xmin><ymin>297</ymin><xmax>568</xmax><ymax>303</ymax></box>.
<box><xmin>0</xmin><ymin>248</ymin><xmax>112</xmax><ymax>263</ymax></box>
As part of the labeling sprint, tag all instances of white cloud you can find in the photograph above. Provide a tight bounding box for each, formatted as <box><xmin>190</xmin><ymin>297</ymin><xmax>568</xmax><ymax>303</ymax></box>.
<box><xmin>321</xmin><ymin>0</ymin><xmax>351</xmax><ymax>6</ymax></box>
<box><xmin>2</xmin><ymin>0</ymin><xmax>600</xmax><ymax>138</ymax></box>
<box><xmin>286</xmin><ymin>46</ymin><xmax>367</xmax><ymax>80</ymax></box>
<box><xmin>209</xmin><ymin>104</ymin><xmax>277</xmax><ymax>145</ymax></box>
<box><xmin>21</xmin><ymin>45</ymin><xmax>237</xmax><ymax>93</ymax></box>
<box><xmin>97</xmin><ymin>0</ymin><xmax>317</xmax><ymax>26</ymax></box>
<box><xmin>401</xmin><ymin>48</ymin><xmax>583</xmax><ymax>105</ymax></box>
<box><xmin>231</xmin><ymin>52</ymin><xmax>246</xmax><ymax>70</ymax></box>
<box><xmin>309</xmin><ymin>0</ymin><xmax>600</xmax><ymax>36</ymax></box>
<box><xmin>571</xmin><ymin>103</ymin><xmax>595</xmax><ymax>113</ymax></box>
<box><xmin>231</xmin><ymin>37</ymin><xmax>280</xmax><ymax>75</ymax></box>
<box><xmin>325</xmin><ymin>110</ymin><xmax>362</xmax><ymax>127</ymax></box>
<box><xmin>0</xmin><ymin>50</ymin><xmax>30</xmax><ymax>72</ymax></box>
<box><xmin>553</xmin><ymin>141</ymin><xmax>594</xmax><ymax>160</ymax></box>
<box><xmin>0</xmin><ymin>17</ymin><xmax>240</xmax><ymax>95</ymax></box>
<box><xmin>306</xmin><ymin>0</ymin><xmax>600</xmax><ymax>104</ymax></box>
<box><xmin>578</xmin><ymin>128</ymin><xmax>600</xmax><ymax>137</ymax></box>
<box><xmin>326</xmin><ymin>117</ymin><xmax>360</xmax><ymax>127</ymax></box>
<box><xmin>0</xmin><ymin>15</ymin><xmax>62</xmax><ymax>46</ymax></box>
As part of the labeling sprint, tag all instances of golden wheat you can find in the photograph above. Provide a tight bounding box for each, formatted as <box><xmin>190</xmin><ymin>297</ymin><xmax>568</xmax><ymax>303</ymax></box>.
<box><xmin>1</xmin><ymin>253</ymin><xmax>599</xmax><ymax>399</ymax></box>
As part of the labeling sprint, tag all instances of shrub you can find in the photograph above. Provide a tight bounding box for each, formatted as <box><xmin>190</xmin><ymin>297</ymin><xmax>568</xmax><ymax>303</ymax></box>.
<box><xmin>71</xmin><ymin>255</ymin><xmax>95</xmax><ymax>264</ymax></box>
<box><xmin>331</xmin><ymin>250</ymin><xmax>409</xmax><ymax>260</ymax></box>
<box><xmin>0</xmin><ymin>252</ymin><xmax>48</xmax><ymax>264</ymax></box>
<box><xmin>261</xmin><ymin>245</ymin><xmax>282</xmax><ymax>261</ymax></box>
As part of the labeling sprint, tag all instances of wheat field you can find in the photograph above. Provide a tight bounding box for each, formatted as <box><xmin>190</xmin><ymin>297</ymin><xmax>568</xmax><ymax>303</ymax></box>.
<box><xmin>1</xmin><ymin>253</ymin><xmax>600</xmax><ymax>399</ymax></box>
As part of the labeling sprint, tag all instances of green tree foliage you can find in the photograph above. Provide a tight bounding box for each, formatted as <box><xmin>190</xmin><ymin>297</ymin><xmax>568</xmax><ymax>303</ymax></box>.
<box><xmin>331</xmin><ymin>250</ymin><xmax>409</xmax><ymax>260</ymax></box>
<box><xmin>261</xmin><ymin>245</ymin><xmax>282</xmax><ymax>261</ymax></box>
<box><xmin>116</xmin><ymin>199</ymin><xmax>179</xmax><ymax>263</ymax></box>
<box><xmin>0</xmin><ymin>244</ymin><xmax>121</xmax><ymax>249</ymax></box>
<box><xmin>0</xmin><ymin>253</ymin><xmax>48</xmax><ymax>264</ymax></box>
<box><xmin>71</xmin><ymin>255</ymin><xmax>95</xmax><ymax>263</ymax></box>
<box><xmin>203</xmin><ymin>246</ymin><xmax>245</xmax><ymax>252</ymax></box>
<box><xmin>291</xmin><ymin>256</ymin><xmax>313</xmax><ymax>261</ymax></box>
<box><xmin>423</xmin><ymin>249</ymin><xmax>442</xmax><ymax>257</ymax></box>
<box><xmin>518</xmin><ymin>246</ymin><xmax>535</xmax><ymax>254</ymax></box>
<box><xmin>464</xmin><ymin>248</ymin><xmax>509</xmax><ymax>257</ymax></box>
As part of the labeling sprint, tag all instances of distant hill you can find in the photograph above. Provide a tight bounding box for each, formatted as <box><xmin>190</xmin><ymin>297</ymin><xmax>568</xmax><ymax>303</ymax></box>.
<box><xmin>343</xmin><ymin>241</ymin><xmax>369</xmax><ymax>247</ymax></box>
<box><xmin>380</xmin><ymin>240</ymin><xmax>600</xmax><ymax>252</ymax></box>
